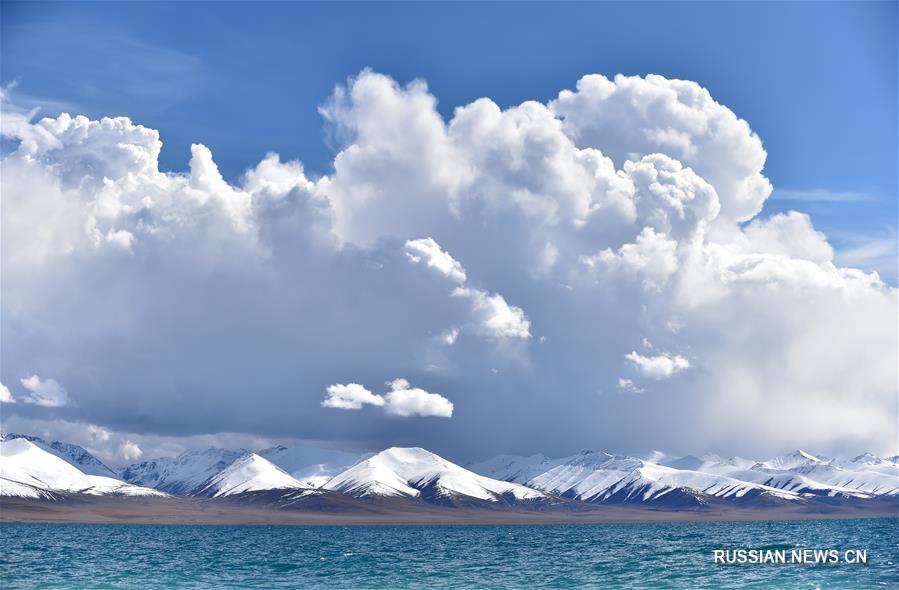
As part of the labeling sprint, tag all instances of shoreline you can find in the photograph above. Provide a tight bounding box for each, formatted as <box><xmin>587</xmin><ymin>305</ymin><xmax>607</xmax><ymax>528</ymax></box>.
<box><xmin>3</xmin><ymin>496</ymin><xmax>896</xmax><ymax>526</ymax></box>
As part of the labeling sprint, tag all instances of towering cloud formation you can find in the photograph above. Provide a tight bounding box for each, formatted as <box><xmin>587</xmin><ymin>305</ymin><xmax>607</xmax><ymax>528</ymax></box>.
<box><xmin>1</xmin><ymin>71</ymin><xmax>895</xmax><ymax>460</ymax></box>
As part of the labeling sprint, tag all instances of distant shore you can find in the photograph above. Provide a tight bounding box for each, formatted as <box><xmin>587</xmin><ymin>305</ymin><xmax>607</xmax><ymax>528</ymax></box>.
<box><xmin>2</xmin><ymin>495</ymin><xmax>895</xmax><ymax>526</ymax></box>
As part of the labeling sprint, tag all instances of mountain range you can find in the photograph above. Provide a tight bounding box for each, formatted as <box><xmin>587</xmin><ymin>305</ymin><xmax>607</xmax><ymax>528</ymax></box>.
<box><xmin>2</xmin><ymin>433</ymin><xmax>897</xmax><ymax>519</ymax></box>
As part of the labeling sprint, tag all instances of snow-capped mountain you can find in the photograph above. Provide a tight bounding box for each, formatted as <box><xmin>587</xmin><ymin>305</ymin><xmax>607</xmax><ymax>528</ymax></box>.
<box><xmin>520</xmin><ymin>451</ymin><xmax>797</xmax><ymax>506</ymax></box>
<box><xmin>119</xmin><ymin>447</ymin><xmax>242</xmax><ymax>495</ymax></box>
<box><xmin>471</xmin><ymin>448</ymin><xmax>899</xmax><ymax>504</ymax></box>
<box><xmin>193</xmin><ymin>453</ymin><xmax>314</xmax><ymax>498</ymax></box>
<box><xmin>657</xmin><ymin>453</ymin><xmax>756</xmax><ymax>475</ymax></box>
<box><xmin>7</xmin><ymin>430</ymin><xmax>895</xmax><ymax>510</ymax></box>
<box><xmin>737</xmin><ymin>452</ymin><xmax>899</xmax><ymax>498</ymax></box>
<box><xmin>3</xmin><ymin>433</ymin><xmax>120</xmax><ymax>478</ymax></box>
<box><xmin>323</xmin><ymin>447</ymin><xmax>547</xmax><ymax>504</ymax></box>
<box><xmin>756</xmin><ymin>449</ymin><xmax>826</xmax><ymax>471</ymax></box>
<box><xmin>259</xmin><ymin>444</ymin><xmax>365</xmax><ymax>488</ymax></box>
<box><xmin>466</xmin><ymin>453</ymin><xmax>565</xmax><ymax>485</ymax></box>
<box><xmin>0</xmin><ymin>438</ymin><xmax>164</xmax><ymax>499</ymax></box>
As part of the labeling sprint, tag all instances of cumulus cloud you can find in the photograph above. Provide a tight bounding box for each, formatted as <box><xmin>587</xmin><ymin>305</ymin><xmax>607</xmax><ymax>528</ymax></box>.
<box><xmin>625</xmin><ymin>352</ymin><xmax>691</xmax><ymax>380</ymax></box>
<box><xmin>322</xmin><ymin>379</ymin><xmax>453</xmax><ymax>418</ymax></box>
<box><xmin>383</xmin><ymin>378</ymin><xmax>454</xmax><ymax>418</ymax></box>
<box><xmin>404</xmin><ymin>237</ymin><xmax>467</xmax><ymax>283</ymax></box>
<box><xmin>581</xmin><ymin>227</ymin><xmax>679</xmax><ymax>292</ymax></box>
<box><xmin>20</xmin><ymin>375</ymin><xmax>69</xmax><ymax>407</ymax></box>
<box><xmin>119</xmin><ymin>440</ymin><xmax>143</xmax><ymax>461</ymax></box>
<box><xmin>451</xmin><ymin>287</ymin><xmax>531</xmax><ymax>340</ymax></box>
<box><xmin>1</xmin><ymin>72</ymin><xmax>895</xmax><ymax>459</ymax></box>
<box><xmin>405</xmin><ymin>236</ymin><xmax>531</xmax><ymax>340</ymax></box>
<box><xmin>0</xmin><ymin>382</ymin><xmax>14</xmax><ymax>404</ymax></box>
<box><xmin>550</xmin><ymin>73</ymin><xmax>771</xmax><ymax>223</ymax></box>
<box><xmin>321</xmin><ymin>383</ymin><xmax>387</xmax><ymax>410</ymax></box>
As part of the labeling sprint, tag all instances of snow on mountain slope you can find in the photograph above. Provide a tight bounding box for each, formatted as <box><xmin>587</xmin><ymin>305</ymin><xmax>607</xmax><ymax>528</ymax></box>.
<box><xmin>259</xmin><ymin>444</ymin><xmax>365</xmax><ymax>488</ymax></box>
<box><xmin>473</xmin><ymin>448</ymin><xmax>898</xmax><ymax>503</ymax></box>
<box><xmin>757</xmin><ymin>450</ymin><xmax>826</xmax><ymax>471</ymax></box>
<box><xmin>512</xmin><ymin>451</ymin><xmax>798</xmax><ymax>504</ymax></box>
<box><xmin>721</xmin><ymin>468</ymin><xmax>870</xmax><ymax>498</ymax></box>
<box><xmin>659</xmin><ymin>454</ymin><xmax>756</xmax><ymax>475</ymax></box>
<box><xmin>760</xmin><ymin>463</ymin><xmax>897</xmax><ymax>497</ymax></box>
<box><xmin>120</xmin><ymin>447</ymin><xmax>242</xmax><ymax>495</ymax></box>
<box><xmin>194</xmin><ymin>453</ymin><xmax>314</xmax><ymax>497</ymax></box>
<box><xmin>0</xmin><ymin>438</ymin><xmax>164</xmax><ymax>498</ymax></box>
<box><xmin>3</xmin><ymin>433</ymin><xmax>119</xmax><ymax>478</ymax></box>
<box><xmin>324</xmin><ymin>447</ymin><xmax>547</xmax><ymax>502</ymax></box>
<box><xmin>466</xmin><ymin>453</ymin><xmax>565</xmax><ymax>485</ymax></box>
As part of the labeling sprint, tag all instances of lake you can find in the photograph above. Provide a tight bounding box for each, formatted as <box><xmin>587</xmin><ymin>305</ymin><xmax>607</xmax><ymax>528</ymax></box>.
<box><xmin>1</xmin><ymin>518</ymin><xmax>896</xmax><ymax>588</ymax></box>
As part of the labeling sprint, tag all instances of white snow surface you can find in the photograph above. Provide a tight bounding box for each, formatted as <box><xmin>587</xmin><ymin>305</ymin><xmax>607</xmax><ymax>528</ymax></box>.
<box><xmin>757</xmin><ymin>450</ymin><xmax>826</xmax><ymax>470</ymax></box>
<box><xmin>472</xmin><ymin>448</ymin><xmax>898</xmax><ymax>502</ymax></box>
<box><xmin>259</xmin><ymin>444</ymin><xmax>365</xmax><ymax>488</ymax></box>
<box><xmin>2</xmin><ymin>434</ymin><xmax>120</xmax><ymax>478</ymax></box>
<box><xmin>0</xmin><ymin>438</ymin><xmax>165</xmax><ymax>498</ymax></box>
<box><xmin>119</xmin><ymin>447</ymin><xmax>243</xmax><ymax>495</ymax></box>
<box><xmin>9</xmin><ymin>430</ymin><xmax>896</xmax><ymax>504</ymax></box>
<box><xmin>324</xmin><ymin>447</ymin><xmax>546</xmax><ymax>501</ymax></box>
<box><xmin>467</xmin><ymin>453</ymin><xmax>566</xmax><ymax>485</ymax></box>
<box><xmin>523</xmin><ymin>452</ymin><xmax>797</xmax><ymax>502</ymax></box>
<box><xmin>195</xmin><ymin>453</ymin><xmax>313</xmax><ymax>497</ymax></box>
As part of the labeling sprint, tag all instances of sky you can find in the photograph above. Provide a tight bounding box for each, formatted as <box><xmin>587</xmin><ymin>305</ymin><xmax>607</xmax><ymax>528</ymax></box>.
<box><xmin>1</xmin><ymin>1</ymin><xmax>896</xmax><ymax>466</ymax></box>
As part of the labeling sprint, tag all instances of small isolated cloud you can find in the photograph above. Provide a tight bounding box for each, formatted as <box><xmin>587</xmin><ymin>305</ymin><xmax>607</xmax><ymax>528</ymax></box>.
<box><xmin>0</xmin><ymin>382</ymin><xmax>15</xmax><ymax>404</ymax></box>
<box><xmin>20</xmin><ymin>374</ymin><xmax>69</xmax><ymax>407</ymax></box>
<box><xmin>625</xmin><ymin>351</ymin><xmax>690</xmax><ymax>380</ymax></box>
<box><xmin>441</xmin><ymin>327</ymin><xmax>460</xmax><ymax>345</ymax></box>
<box><xmin>404</xmin><ymin>237</ymin><xmax>467</xmax><ymax>284</ymax></box>
<box><xmin>87</xmin><ymin>424</ymin><xmax>112</xmax><ymax>443</ymax></box>
<box><xmin>618</xmin><ymin>378</ymin><xmax>645</xmax><ymax>394</ymax></box>
<box><xmin>322</xmin><ymin>378</ymin><xmax>453</xmax><ymax>418</ymax></box>
<box><xmin>383</xmin><ymin>378</ymin><xmax>454</xmax><ymax>417</ymax></box>
<box><xmin>452</xmin><ymin>287</ymin><xmax>531</xmax><ymax>339</ymax></box>
<box><xmin>321</xmin><ymin>383</ymin><xmax>386</xmax><ymax>410</ymax></box>
<box><xmin>119</xmin><ymin>440</ymin><xmax>143</xmax><ymax>461</ymax></box>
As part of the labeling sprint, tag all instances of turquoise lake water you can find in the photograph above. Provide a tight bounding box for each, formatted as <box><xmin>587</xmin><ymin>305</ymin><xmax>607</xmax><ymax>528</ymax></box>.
<box><xmin>1</xmin><ymin>518</ymin><xmax>896</xmax><ymax>589</ymax></box>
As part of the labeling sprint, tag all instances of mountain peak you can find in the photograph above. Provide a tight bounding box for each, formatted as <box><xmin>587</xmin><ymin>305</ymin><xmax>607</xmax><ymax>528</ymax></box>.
<box><xmin>0</xmin><ymin>438</ymin><xmax>163</xmax><ymax>499</ymax></box>
<box><xmin>195</xmin><ymin>453</ymin><xmax>312</xmax><ymax>497</ymax></box>
<box><xmin>324</xmin><ymin>446</ymin><xmax>546</xmax><ymax>502</ymax></box>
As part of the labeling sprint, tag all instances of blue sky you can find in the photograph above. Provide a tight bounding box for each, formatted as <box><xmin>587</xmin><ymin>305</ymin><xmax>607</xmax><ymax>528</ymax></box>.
<box><xmin>2</xmin><ymin>1</ymin><xmax>896</xmax><ymax>278</ymax></box>
<box><xmin>1</xmin><ymin>2</ymin><xmax>896</xmax><ymax>462</ymax></box>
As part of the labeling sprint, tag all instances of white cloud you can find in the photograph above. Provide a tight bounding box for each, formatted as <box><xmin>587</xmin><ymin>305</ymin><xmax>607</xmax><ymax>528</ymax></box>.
<box><xmin>383</xmin><ymin>378</ymin><xmax>454</xmax><ymax>418</ymax></box>
<box><xmin>2</xmin><ymin>71</ymin><xmax>896</xmax><ymax>458</ymax></box>
<box><xmin>19</xmin><ymin>375</ymin><xmax>69</xmax><ymax>407</ymax></box>
<box><xmin>322</xmin><ymin>379</ymin><xmax>452</xmax><ymax>418</ymax></box>
<box><xmin>442</xmin><ymin>327</ymin><xmax>460</xmax><ymax>345</ymax></box>
<box><xmin>0</xmin><ymin>382</ymin><xmax>14</xmax><ymax>404</ymax></box>
<box><xmin>87</xmin><ymin>424</ymin><xmax>112</xmax><ymax>443</ymax></box>
<box><xmin>550</xmin><ymin>73</ymin><xmax>771</xmax><ymax>223</ymax></box>
<box><xmin>119</xmin><ymin>440</ymin><xmax>143</xmax><ymax>461</ymax></box>
<box><xmin>404</xmin><ymin>237</ymin><xmax>467</xmax><ymax>283</ymax></box>
<box><xmin>582</xmin><ymin>226</ymin><xmax>679</xmax><ymax>292</ymax></box>
<box><xmin>618</xmin><ymin>378</ymin><xmax>645</xmax><ymax>394</ymax></box>
<box><xmin>451</xmin><ymin>287</ymin><xmax>531</xmax><ymax>340</ymax></box>
<box><xmin>739</xmin><ymin>211</ymin><xmax>833</xmax><ymax>264</ymax></box>
<box><xmin>625</xmin><ymin>351</ymin><xmax>691</xmax><ymax>380</ymax></box>
<box><xmin>321</xmin><ymin>383</ymin><xmax>386</xmax><ymax>410</ymax></box>
<box><xmin>404</xmin><ymin>236</ymin><xmax>531</xmax><ymax>340</ymax></box>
